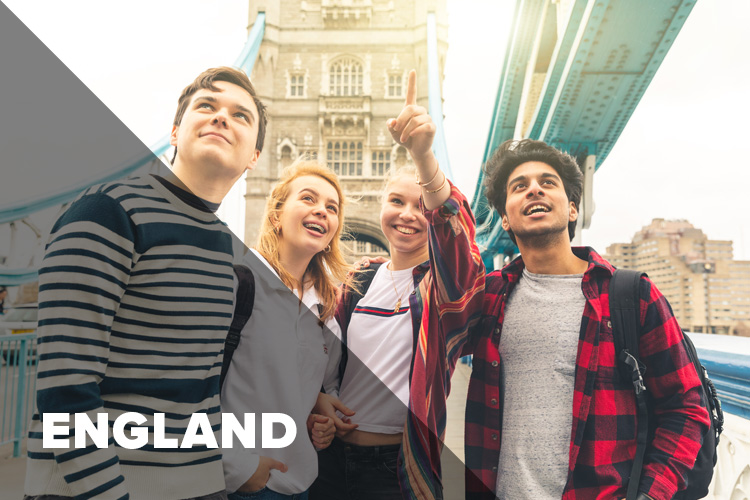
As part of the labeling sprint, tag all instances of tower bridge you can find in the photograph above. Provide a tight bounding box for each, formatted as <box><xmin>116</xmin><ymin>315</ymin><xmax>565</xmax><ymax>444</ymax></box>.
<box><xmin>0</xmin><ymin>2</ymin><xmax>748</xmax><ymax>496</ymax></box>
<box><xmin>470</xmin><ymin>0</ymin><xmax>698</xmax><ymax>270</ymax></box>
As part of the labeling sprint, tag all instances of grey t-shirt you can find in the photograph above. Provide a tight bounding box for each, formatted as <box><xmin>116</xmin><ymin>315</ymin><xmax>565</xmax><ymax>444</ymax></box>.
<box><xmin>496</xmin><ymin>268</ymin><xmax>585</xmax><ymax>499</ymax></box>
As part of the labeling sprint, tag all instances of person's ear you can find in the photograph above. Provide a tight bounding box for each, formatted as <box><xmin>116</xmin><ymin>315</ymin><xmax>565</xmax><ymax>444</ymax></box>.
<box><xmin>169</xmin><ymin>124</ymin><xmax>179</xmax><ymax>148</ymax></box>
<box><xmin>569</xmin><ymin>201</ymin><xmax>578</xmax><ymax>222</ymax></box>
<box><xmin>245</xmin><ymin>149</ymin><xmax>261</xmax><ymax>172</ymax></box>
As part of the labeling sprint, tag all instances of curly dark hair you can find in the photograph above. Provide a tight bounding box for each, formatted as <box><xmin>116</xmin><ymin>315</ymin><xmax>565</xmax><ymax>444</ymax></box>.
<box><xmin>483</xmin><ymin>139</ymin><xmax>583</xmax><ymax>244</ymax></box>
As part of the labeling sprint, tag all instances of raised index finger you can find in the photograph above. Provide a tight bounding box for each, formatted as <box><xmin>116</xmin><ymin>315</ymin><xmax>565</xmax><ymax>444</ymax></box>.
<box><xmin>405</xmin><ymin>69</ymin><xmax>417</xmax><ymax>106</ymax></box>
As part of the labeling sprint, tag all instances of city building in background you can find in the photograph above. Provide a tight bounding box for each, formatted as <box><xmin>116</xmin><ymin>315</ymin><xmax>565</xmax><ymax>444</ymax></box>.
<box><xmin>243</xmin><ymin>0</ymin><xmax>448</xmax><ymax>259</ymax></box>
<box><xmin>605</xmin><ymin>218</ymin><xmax>750</xmax><ymax>336</ymax></box>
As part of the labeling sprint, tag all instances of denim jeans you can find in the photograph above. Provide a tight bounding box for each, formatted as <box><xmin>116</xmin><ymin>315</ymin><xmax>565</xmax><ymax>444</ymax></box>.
<box><xmin>228</xmin><ymin>488</ymin><xmax>308</xmax><ymax>500</ymax></box>
<box><xmin>309</xmin><ymin>437</ymin><xmax>403</xmax><ymax>500</ymax></box>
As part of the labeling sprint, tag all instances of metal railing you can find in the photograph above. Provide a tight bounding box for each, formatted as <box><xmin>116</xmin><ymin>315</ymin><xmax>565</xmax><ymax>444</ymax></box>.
<box><xmin>689</xmin><ymin>332</ymin><xmax>750</xmax><ymax>418</ymax></box>
<box><xmin>0</xmin><ymin>333</ymin><xmax>38</xmax><ymax>457</ymax></box>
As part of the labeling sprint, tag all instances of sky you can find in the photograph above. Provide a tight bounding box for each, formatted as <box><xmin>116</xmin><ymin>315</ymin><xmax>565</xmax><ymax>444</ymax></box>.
<box><xmin>3</xmin><ymin>0</ymin><xmax>750</xmax><ymax>260</ymax></box>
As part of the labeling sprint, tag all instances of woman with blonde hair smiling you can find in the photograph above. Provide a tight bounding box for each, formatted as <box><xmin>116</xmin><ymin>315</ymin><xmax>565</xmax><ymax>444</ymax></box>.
<box><xmin>310</xmin><ymin>71</ymin><xmax>483</xmax><ymax>499</ymax></box>
<box><xmin>222</xmin><ymin>159</ymin><xmax>351</xmax><ymax>500</ymax></box>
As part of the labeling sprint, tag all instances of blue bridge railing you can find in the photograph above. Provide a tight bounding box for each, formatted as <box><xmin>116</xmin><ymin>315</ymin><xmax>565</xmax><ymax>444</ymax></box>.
<box><xmin>1</xmin><ymin>332</ymin><xmax>748</xmax><ymax>459</ymax></box>
<box><xmin>688</xmin><ymin>332</ymin><xmax>750</xmax><ymax>420</ymax></box>
<box><xmin>0</xmin><ymin>333</ymin><xmax>38</xmax><ymax>457</ymax></box>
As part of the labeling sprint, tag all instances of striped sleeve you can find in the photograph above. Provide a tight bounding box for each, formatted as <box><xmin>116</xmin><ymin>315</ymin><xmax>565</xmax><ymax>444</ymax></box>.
<box><xmin>36</xmin><ymin>191</ymin><xmax>134</xmax><ymax>499</ymax></box>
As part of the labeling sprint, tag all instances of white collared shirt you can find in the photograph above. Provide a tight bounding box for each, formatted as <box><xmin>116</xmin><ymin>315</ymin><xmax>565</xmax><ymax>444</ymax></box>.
<box><xmin>221</xmin><ymin>249</ymin><xmax>341</xmax><ymax>494</ymax></box>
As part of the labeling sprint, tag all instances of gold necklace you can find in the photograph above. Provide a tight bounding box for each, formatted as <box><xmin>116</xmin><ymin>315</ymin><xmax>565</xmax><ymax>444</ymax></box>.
<box><xmin>388</xmin><ymin>264</ymin><xmax>409</xmax><ymax>313</ymax></box>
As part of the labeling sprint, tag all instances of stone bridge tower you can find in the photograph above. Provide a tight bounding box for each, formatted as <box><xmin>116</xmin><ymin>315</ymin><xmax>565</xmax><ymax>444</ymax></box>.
<box><xmin>243</xmin><ymin>0</ymin><xmax>448</xmax><ymax>259</ymax></box>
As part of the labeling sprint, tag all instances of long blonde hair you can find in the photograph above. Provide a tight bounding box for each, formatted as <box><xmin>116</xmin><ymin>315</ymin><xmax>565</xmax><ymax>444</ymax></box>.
<box><xmin>256</xmin><ymin>160</ymin><xmax>350</xmax><ymax>321</ymax></box>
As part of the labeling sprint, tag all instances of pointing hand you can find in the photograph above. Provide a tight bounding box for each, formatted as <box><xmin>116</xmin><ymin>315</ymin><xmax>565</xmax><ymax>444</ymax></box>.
<box><xmin>387</xmin><ymin>70</ymin><xmax>436</xmax><ymax>163</ymax></box>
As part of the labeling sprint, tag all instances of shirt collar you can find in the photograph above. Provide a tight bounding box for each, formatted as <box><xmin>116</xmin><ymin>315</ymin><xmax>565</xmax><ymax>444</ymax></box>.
<box><xmin>248</xmin><ymin>248</ymin><xmax>325</xmax><ymax>310</ymax></box>
<box><xmin>500</xmin><ymin>246</ymin><xmax>614</xmax><ymax>283</ymax></box>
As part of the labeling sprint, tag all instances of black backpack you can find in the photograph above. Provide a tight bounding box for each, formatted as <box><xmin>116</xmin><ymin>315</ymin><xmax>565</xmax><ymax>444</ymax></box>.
<box><xmin>609</xmin><ymin>269</ymin><xmax>724</xmax><ymax>500</ymax></box>
<box><xmin>219</xmin><ymin>264</ymin><xmax>256</xmax><ymax>391</ymax></box>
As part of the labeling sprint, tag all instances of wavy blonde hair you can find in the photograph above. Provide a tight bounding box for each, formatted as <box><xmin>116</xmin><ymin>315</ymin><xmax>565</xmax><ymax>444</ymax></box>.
<box><xmin>256</xmin><ymin>160</ymin><xmax>350</xmax><ymax>321</ymax></box>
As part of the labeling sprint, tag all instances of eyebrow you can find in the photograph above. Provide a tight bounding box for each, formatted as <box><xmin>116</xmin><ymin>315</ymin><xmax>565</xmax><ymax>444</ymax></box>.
<box><xmin>300</xmin><ymin>188</ymin><xmax>339</xmax><ymax>206</ymax></box>
<box><xmin>387</xmin><ymin>191</ymin><xmax>410</xmax><ymax>199</ymax></box>
<box><xmin>193</xmin><ymin>95</ymin><xmax>256</xmax><ymax>124</ymax></box>
<box><xmin>508</xmin><ymin>171</ymin><xmax>561</xmax><ymax>188</ymax></box>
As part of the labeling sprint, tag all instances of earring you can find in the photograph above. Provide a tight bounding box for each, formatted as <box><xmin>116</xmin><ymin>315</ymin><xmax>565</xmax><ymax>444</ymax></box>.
<box><xmin>324</xmin><ymin>244</ymin><xmax>331</xmax><ymax>253</ymax></box>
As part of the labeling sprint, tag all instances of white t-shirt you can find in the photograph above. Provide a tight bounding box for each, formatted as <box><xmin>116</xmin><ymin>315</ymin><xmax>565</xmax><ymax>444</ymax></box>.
<box><xmin>338</xmin><ymin>262</ymin><xmax>415</xmax><ymax>434</ymax></box>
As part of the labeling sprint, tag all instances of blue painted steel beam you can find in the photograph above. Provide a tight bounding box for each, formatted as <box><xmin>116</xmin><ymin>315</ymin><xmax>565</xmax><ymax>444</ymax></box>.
<box><xmin>0</xmin><ymin>268</ymin><xmax>39</xmax><ymax>287</ymax></box>
<box><xmin>0</xmin><ymin>14</ymin><xmax>266</xmax><ymax>227</ymax></box>
<box><xmin>472</xmin><ymin>0</ymin><xmax>539</xmax><ymax>227</ymax></box>
<box><xmin>0</xmin><ymin>147</ymin><xmax>165</xmax><ymax>226</ymax></box>
<box><xmin>473</xmin><ymin>0</ymin><xmax>698</xmax><ymax>268</ymax></box>
<box><xmin>0</xmin><ymin>15</ymin><xmax>267</xmax><ymax>285</ymax></box>
<box><xmin>533</xmin><ymin>0</ymin><xmax>698</xmax><ymax>166</ymax></box>
<box><xmin>235</xmin><ymin>12</ymin><xmax>266</xmax><ymax>77</ymax></box>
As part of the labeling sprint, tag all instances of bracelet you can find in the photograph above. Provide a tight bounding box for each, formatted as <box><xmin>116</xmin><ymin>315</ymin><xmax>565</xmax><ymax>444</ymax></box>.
<box><xmin>423</xmin><ymin>173</ymin><xmax>448</xmax><ymax>194</ymax></box>
<box><xmin>416</xmin><ymin>165</ymin><xmax>441</xmax><ymax>187</ymax></box>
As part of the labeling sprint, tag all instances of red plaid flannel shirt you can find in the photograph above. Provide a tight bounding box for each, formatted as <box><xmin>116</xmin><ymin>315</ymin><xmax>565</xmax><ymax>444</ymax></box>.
<box><xmin>465</xmin><ymin>248</ymin><xmax>710</xmax><ymax>500</ymax></box>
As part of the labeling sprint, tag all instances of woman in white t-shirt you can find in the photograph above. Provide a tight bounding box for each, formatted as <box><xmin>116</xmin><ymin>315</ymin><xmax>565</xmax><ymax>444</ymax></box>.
<box><xmin>310</xmin><ymin>165</ymin><xmax>442</xmax><ymax>499</ymax></box>
<box><xmin>310</xmin><ymin>71</ymin><xmax>471</xmax><ymax>500</ymax></box>
<box><xmin>222</xmin><ymin>160</ymin><xmax>351</xmax><ymax>500</ymax></box>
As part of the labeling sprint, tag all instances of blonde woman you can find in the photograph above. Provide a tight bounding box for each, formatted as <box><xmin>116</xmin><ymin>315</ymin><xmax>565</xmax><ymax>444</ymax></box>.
<box><xmin>310</xmin><ymin>72</ymin><xmax>482</xmax><ymax>500</ymax></box>
<box><xmin>222</xmin><ymin>160</ymin><xmax>351</xmax><ymax>500</ymax></box>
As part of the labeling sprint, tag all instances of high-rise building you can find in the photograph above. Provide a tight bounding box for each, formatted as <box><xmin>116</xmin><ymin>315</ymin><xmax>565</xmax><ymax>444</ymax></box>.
<box><xmin>605</xmin><ymin>218</ymin><xmax>750</xmax><ymax>336</ymax></box>
<box><xmin>243</xmin><ymin>0</ymin><xmax>448</xmax><ymax>259</ymax></box>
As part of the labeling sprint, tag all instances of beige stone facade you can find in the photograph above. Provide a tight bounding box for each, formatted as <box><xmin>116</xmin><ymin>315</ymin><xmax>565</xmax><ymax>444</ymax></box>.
<box><xmin>243</xmin><ymin>0</ymin><xmax>448</xmax><ymax>260</ymax></box>
<box><xmin>605</xmin><ymin>218</ymin><xmax>750</xmax><ymax>336</ymax></box>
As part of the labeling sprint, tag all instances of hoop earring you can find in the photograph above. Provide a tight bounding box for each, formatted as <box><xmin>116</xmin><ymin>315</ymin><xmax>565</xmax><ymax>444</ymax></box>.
<box><xmin>324</xmin><ymin>244</ymin><xmax>331</xmax><ymax>253</ymax></box>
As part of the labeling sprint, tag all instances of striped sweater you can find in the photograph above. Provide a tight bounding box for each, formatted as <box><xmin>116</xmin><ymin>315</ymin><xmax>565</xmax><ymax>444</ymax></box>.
<box><xmin>25</xmin><ymin>175</ymin><xmax>235</xmax><ymax>500</ymax></box>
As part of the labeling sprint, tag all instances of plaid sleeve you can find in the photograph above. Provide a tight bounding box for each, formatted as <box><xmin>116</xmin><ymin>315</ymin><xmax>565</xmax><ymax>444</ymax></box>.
<box><xmin>400</xmin><ymin>183</ymin><xmax>486</xmax><ymax>499</ymax></box>
<box><xmin>637</xmin><ymin>277</ymin><xmax>711</xmax><ymax>500</ymax></box>
<box><xmin>421</xmin><ymin>181</ymin><xmax>486</xmax><ymax>360</ymax></box>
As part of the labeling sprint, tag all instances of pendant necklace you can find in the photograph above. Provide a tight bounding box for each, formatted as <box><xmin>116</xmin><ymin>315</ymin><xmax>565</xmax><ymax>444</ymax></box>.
<box><xmin>388</xmin><ymin>264</ymin><xmax>408</xmax><ymax>313</ymax></box>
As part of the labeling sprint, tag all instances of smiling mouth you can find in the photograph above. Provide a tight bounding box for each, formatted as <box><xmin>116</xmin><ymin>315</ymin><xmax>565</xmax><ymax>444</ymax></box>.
<box><xmin>303</xmin><ymin>222</ymin><xmax>327</xmax><ymax>234</ymax></box>
<box><xmin>395</xmin><ymin>225</ymin><xmax>417</xmax><ymax>235</ymax></box>
<box><xmin>202</xmin><ymin>133</ymin><xmax>229</xmax><ymax>143</ymax></box>
<box><xmin>524</xmin><ymin>205</ymin><xmax>551</xmax><ymax>215</ymax></box>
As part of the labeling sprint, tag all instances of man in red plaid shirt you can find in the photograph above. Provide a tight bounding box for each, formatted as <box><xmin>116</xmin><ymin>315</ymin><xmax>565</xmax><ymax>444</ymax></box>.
<box><xmin>460</xmin><ymin>139</ymin><xmax>709</xmax><ymax>500</ymax></box>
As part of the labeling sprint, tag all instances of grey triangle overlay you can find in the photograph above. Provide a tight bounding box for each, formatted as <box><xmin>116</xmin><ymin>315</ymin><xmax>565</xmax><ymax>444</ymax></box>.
<box><xmin>1</xmin><ymin>2</ymin><xmax>490</xmax><ymax>498</ymax></box>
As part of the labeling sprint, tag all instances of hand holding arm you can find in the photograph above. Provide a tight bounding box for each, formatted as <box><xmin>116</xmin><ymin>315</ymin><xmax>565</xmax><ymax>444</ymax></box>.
<box><xmin>313</xmin><ymin>392</ymin><xmax>358</xmax><ymax>438</ymax></box>
<box><xmin>307</xmin><ymin>413</ymin><xmax>335</xmax><ymax>450</ymax></box>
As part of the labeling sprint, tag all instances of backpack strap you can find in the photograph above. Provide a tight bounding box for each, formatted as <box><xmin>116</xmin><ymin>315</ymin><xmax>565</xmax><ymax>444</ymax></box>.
<box><xmin>609</xmin><ymin>269</ymin><xmax>649</xmax><ymax>500</ymax></box>
<box><xmin>220</xmin><ymin>264</ymin><xmax>256</xmax><ymax>391</ymax></box>
<box><xmin>339</xmin><ymin>263</ymin><xmax>382</xmax><ymax>381</ymax></box>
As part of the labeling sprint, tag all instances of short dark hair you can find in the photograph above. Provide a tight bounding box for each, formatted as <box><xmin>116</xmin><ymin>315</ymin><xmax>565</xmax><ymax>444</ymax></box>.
<box><xmin>172</xmin><ymin>66</ymin><xmax>267</xmax><ymax>162</ymax></box>
<box><xmin>483</xmin><ymin>139</ymin><xmax>583</xmax><ymax>244</ymax></box>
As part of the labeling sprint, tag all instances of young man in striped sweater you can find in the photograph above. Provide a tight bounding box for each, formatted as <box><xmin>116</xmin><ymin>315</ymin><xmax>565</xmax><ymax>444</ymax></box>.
<box><xmin>24</xmin><ymin>66</ymin><xmax>267</xmax><ymax>500</ymax></box>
